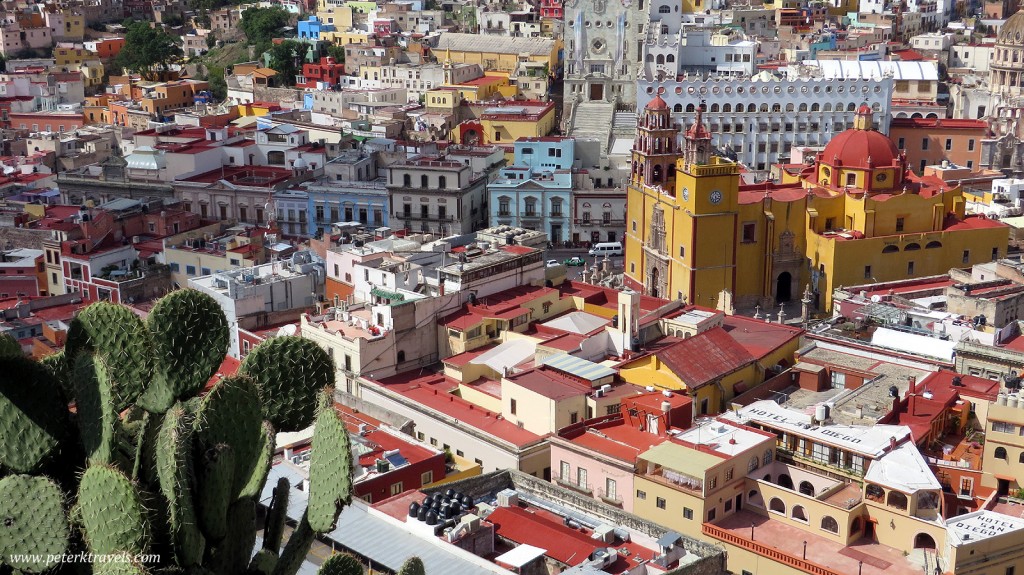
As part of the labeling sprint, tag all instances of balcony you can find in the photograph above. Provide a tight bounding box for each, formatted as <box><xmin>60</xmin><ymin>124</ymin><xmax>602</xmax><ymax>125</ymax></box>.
<box><xmin>395</xmin><ymin>213</ymin><xmax>457</xmax><ymax>222</ymax></box>
<box><xmin>553</xmin><ymin>474</ymin><xmax>593</xmax><ymax>495</ymax></box>
<box><xmin>596</xmin><ymin>488</ymin><xmax>623</xmax><ymax>506</ymax></box>
<box><xmin>643</xmin><ymin>466</ymin><xmax>703</xmax><ymax>494</ymax></box>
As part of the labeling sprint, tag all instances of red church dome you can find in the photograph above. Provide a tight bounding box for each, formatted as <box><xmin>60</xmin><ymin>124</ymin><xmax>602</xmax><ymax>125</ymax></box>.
<box><xmin>646</xmin><ymin>95</ymin><xmax>669</xmax><ymax>111</ymax></box>
<box><xmin>820</xmin><ymin>106</ymin><xmax>899</xmax><ymax>169</ymax></box>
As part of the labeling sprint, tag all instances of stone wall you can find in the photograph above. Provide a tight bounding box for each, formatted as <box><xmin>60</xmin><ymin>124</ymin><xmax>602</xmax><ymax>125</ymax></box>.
<box><xmin>334</xmin><ymin>390</ymin><xmax>414</xmax><ymax>434</ymax></box>
<box><xmin>424</xmin><ymin>470</ymin><xmax>729</xmax><ymax>575</ymax></box>
<box><xmin>0</xmin><ymin>226</ymin><xmax>50</xmax><ymax>250</ymax></box>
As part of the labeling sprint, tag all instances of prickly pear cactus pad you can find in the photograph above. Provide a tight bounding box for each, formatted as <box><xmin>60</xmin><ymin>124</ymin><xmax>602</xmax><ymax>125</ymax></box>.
<box><xmin>0</xmin><ymin>474</ymin><xmax>69</xmax><ymax>573</ymax></box>
<box><xmin>197</xmin><ymin>443</ymin><xmax>234</xmax><ymax>541</ymax></box>
<box><xmin>157</xmin><ymin>404</ymin><xmax>204</xmax><ymax>567</ymax></box>
<box><xmin>306</xmin><ymin>392</ymin><xmax>353</xmax><ymax>533</ymax></box>
<box><xmin>397</xmin><ymin>557</ymin><xmax>425</xmax><ymax>575</ymax></box>
<box><xmin>40</xmin><ymin>350</ymin><xmax>70</xmax><ymax>397</ymax></box>
<box><xmin>65</xmin><ymin>301</ymin><xmax>153</xmax><ymax>411</ymax></box>
<box><xmin>317</xmin><ymin>553</ymin><xmax>363</xmax><ymax>575</ymax></box>
<box><xmin>239</xmin><ymin>336</ymin><xmax>335</xmax><ymax>432</ymax></box>
<box><xmin>140</xmin><ymin>289</ymin><xmax>228</xmax><ymax>412</ymax></box>
<box><xmin>194</xmin><ymin>375</ymin><xmax>263</xmax><ymax>499</ymax></box>
<box><xmin>0</xmin><ymin>356</ymin><xmax>68</xmax><ymax>473</ymax></box>
<box><xmin>76</xmin><ymin>465</ymin><xmax>151</xmax><ymax>556</ymax></box>
<box><xmin>73</xmin><ymin>353</ymin><xmax>119</xmax><ymax>466</ymax></box>
<box><xmin>0</xmin><ymin>332</ymin><xmax>21</xmax><ymax>358</ymax></box>
<box><xmin>206</xmin><ymin>498</ymin><xmax>256</xmax><ymax>575</ymax></box>
<box><xmin>238</xmin><ymin>421</ymin><xmax>275</xmax><ymax>501</ymax></box>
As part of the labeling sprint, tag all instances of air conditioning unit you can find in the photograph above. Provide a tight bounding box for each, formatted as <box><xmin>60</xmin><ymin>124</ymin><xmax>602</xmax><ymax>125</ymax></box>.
<box><xmin>594</xmin><ymin>388</ymin><xmax>605</xmax><ymax>398</ymax></box>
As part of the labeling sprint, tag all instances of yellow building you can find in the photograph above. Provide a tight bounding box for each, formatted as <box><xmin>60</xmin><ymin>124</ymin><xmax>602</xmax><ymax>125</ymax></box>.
<box><xmin>316</xmin><ymin>0</ymin><xmax>354</xmax><ymax>28</ymax></box>
<box><xmin>450</xmin><ymin>101</ymin><xmax>557</xmax><ymax>154</ymax></box>
<box><xmin>446</xmin><ymin>73</ymin><xmax>516</xmax><ymax>102</ymax></box>
<box><xmin>434</xmin><ymin>33</ymin><xmax>561</xmax><ymax>74</ymax></box>
<box><xmin>624</xmin><ymin>100</ymin><xmax>1010</xmax><ymax>312</ymax></box>
<box><xmin>981</xmin><ymin>392</ymin><xmax>1024</xmax><ymax>495</ymax></box>
<box><xmin>55</xmin><ymin>46</ymin><xmax>93</xmax><ymax>66</ymax></box>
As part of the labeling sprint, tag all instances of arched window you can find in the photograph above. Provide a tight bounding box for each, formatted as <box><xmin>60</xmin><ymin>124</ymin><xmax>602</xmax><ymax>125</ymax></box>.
<box><xmin>658</xmin><ymin>4</ymin><xmax>671</xmax><ymax>12</ymax></box>
<box><xmin>748</xmin><ymin>456</ymin><xmax>760</xmax><ymax>472</ymax></box>
<box><xmin>777</xmin><ymin>474</ymin><xmax>794</xmax><ymax>490</ymax></box>
<box><xmin>666</xmin><ymin>54</ymin><xmax>675</xmax><ymax>63</ymax></box>
<box><xmin>652</xmin><ymin>165</ymin><xmax>662</xmax><ymax>182</ymax></box>
<box><xmin>799</xmin><ymin>103</ymin><xmax>808</xmax><ymax>112</ymax></box>
<box><xmin>887</xmin><ymin>491</ymin><xmax>908</xmax><ymax>510</ymax></box>
<box><xmin>762</xmin><ymin>473</ymin><xmax>772</xmax><ymax>482</ymax></box>
<box><xmin>811</xmin><ymin>103</ymin><xmax>821</xmax><ymax>112</ymax></box>
<box><xmin>914</xmin><ymin>533</ymin><xmax>936</xmax><ymax>549</ymax></box>
<box><xmin>882</xmin><ymin>245</ymin><xmax>900</xmax><ymax>253</ymax></box>
<box><xmin>926</xmin><ymin>241</ymin><xmax>942</xmax><ymax>249</ymax></box>
<box><xmin>686</xmin><ymin>103</ymin><xmax>696</xmax><ymax>113</ymax></box>
<box><xmin>866</xmin><ymin>484</ymin><xmax>884</xmax><ymax>502</ymax></box>
<box><xmin>760</xmin><ymin>104</ymin><xmax>769</xmax><ymax>112</ymax></box>
<box><xmin>656</xmin><ymin>54</ymin><xmax>665</xmax><ymax>65</ymax></box>
<box><xmin>397</xmin><ymin>350</ymin><xmax>406</xmax><ymax>362</ymax></box>
<box><xmin>769</xmin><ymin>498</ymin><xmax>786</xmax><ymax>514</ymax></box>
<box><xmin>824</xmin><ymin>103</ymin><xmax>833</xmax><ymax>112</ymax></box>
<box><xmin>646</xmin><ymin>54</ymin><xmax>654</xmax><ymax>62</ymax></box>
<box><xmin>786</xmin><ymin>103</ymin><xmax>795</xmax><ymax>112</ymax></box>
<box><xmin>722</xmin><ymin>103</ymin><xmax>732</xmax><ymax>113</ymax></box>
<box><xmin>772</xmin><ymin>104</ymin><xmax>781</xmax><ymax>112</ymax></box>
<box><xmin>821</xmin><ymin>516</ymin><xmax>839</xmax><ymax>533</ymax></box>
<box><xmin>747</xmin><ymin>103</ymin><xmax>756</xmax><ymax>113</ymax></box>
<box><xmin>792</xmin><ymin>505</ymin><xmax>808</xmax><ymax>522</ymax></box>
<box><xmin>799</xmin><ymin>481</ymin><xmax>815</xmax><ymax>496</ymax></box>
<box><xmin>710</xmin><ymin>103</ymin><xmax>720</xmax><ymax>112</ymax></box>
<box><xmin>904</xmin><ymin>243</ymin><xmax>920</xmax><ymax>251</ymax></box>
<box><xmin>848</xmin><ymin>102</ymin><xmax>857</xmax><ymax>111</ymax></box>
<box><xmin>673</xmin><ymin>103</ymin><xmax>683</xmax><ymax>113</ymax></box>
<box><xmin>996</xmin><ymin>446</ymin><xmax>1008</xmax><ymax>459</ymax></box>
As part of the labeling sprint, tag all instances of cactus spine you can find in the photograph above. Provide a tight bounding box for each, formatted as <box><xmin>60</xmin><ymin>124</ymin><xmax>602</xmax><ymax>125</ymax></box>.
<box><xmin>0</xmin><ymin>475</ymin><xmax>69</xmax><ymax>573</ymax></box>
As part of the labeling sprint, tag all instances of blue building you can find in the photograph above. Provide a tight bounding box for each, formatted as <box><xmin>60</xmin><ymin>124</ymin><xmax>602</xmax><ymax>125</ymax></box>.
<box><xmin>297</xmin><ymin>16</ymin><xmax>335</xmax><ymax>42</ymax></box>
<box><xmin>301</xmin><ymin>180</ymin><xmax>390</xmax><ymax>237</ymax></box>
<box><xmin>487</xmin><ymin>138</ymin><xmax>576</xmax><ymax>243</ymax></box>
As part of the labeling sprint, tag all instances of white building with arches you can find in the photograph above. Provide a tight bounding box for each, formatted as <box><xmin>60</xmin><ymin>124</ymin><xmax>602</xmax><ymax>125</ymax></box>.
<box><xmin>635</xmin><ymin>71</ymin><xmax>893</xmax><ymax>172</ymax></box>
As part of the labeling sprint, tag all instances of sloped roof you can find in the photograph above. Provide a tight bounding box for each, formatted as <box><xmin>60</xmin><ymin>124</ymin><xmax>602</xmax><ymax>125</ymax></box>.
<box><xmin>654</xmin><ymin>327</ymin><xmax>756</xmax><ymax>389</ymax></box>
<box><xmin>436</xmin><ymin>32</ymin><xmax>556</xmax><ymax>57</ymax></box>
<box><xmin>863</xmin><ymin>440</ymin><xmax>941</xmax><ymax>493</ymax></box>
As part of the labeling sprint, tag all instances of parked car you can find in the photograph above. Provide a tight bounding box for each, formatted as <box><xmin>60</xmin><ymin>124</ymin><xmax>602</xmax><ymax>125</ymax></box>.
<box><xmin>546</xmin><ymin>259</ymin><xmax>561</xmax><ymax>267</ymax></box>
<box><xmin>564</xmin><ymin>256</ymin><xmax>586</xmax><ymax>266</ymax></box>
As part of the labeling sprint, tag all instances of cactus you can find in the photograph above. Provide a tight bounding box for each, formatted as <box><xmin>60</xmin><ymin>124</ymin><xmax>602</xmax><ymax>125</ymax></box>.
<box><xmin>73</xmin><ymin>353</ymin><xmax>120</xmax><ymax>466</ymax></box>
<box><xmin>0</xmin><ymin>332</ymin><xmax>21</xmax><ymax>358</ymax></box>
<box><xmin>306</xmin><ymin>391</ymin><xmax>353</xmax><ymax>533</ymax></box>
<box><xmin>139</xmin><ymin>289</ymin><xmax>228</xmax><ymax>413</ymax></box>
<box><xmin>397</xmin><ymin>557</ymin><xmax>426</xmax><ymax>575</ymax></box>
<box><xmin>239</xmin><ymin>336</ymin><xmax>336</xmax><ymax>432</ymax></box>
<box><xmin>193</xmin><ymin>375</ymin><xmax>263</xmax><ymax>500</ymax></box>
<box><xmin>261</xmin><ymin>477</ymin><xmax>290</xmax><ymax>555</ymax></box>
<box><xmin>317</xmin><ymin>554</ymin><xmax>363</xmax><ymax>575</ymax></box>
<box><xmin>0</xmin><ymin>475</ymin><xmax>69</xmax><ymax>573</ymax></box>
<box><xmin>0</xmin><ymin>356</ymin><xmax>68</xmax><ymax>473</ymax></box>
<box><xmin>65</xmin><ymin>301</ymin><xmax>153</xmax><ymax>411</ymax></box>
<box><xmin>76</xmin><ymin>464</ymin><xmax>151</xmax><ymax>557</ymax></box>
<box><xmin>0</xmin><ymin>293</ymin><xmax>356</xmax><ymax>575</ymax></box>
<box><xmin>156</xmin><ymin>403</ymin><xmax>205</xmax><ymax>567</ymax></box>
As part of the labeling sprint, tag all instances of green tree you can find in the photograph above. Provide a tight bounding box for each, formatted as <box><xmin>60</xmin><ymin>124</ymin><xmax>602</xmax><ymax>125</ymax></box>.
<box><xmin>206</xmin><ymin>64</ymin><xmax>227</xmax><ymax>99</ymax></box>
<box><xmin>114</xmin><ymin>21</ymin><xmax>183</xmax><ymax>79</ymax></box>
<box><xmin>207</xmin><ymin>29</ymin><xmax>218</xmax><ymax>49</ymax></box>
<box><xmin>241</xmin><ymin>6</ymin><xmax>291</xmax><ymax>49</ymax></box>
<box><xmin>266</xmin><ymin>40</ymin><xmax>304</xmax><ymax>87</ymax></box>
<box><xmin>324</xmin><ymin>43</ymin><xmax>346</xmax><ymax>64</ymax></box>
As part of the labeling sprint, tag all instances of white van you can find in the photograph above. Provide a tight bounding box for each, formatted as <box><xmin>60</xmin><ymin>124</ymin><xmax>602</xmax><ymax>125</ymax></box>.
<box><xmin>589</xmin><ymin>242</ymin><xmax>623</xmax><ymax>257</ymax></box>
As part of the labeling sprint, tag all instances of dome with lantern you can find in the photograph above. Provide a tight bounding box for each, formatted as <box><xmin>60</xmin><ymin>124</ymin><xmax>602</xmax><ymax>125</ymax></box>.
<box><xmin>808</xmin><ymin>104</ymin><xmax>909</xmax><ymax>194</ymax></box>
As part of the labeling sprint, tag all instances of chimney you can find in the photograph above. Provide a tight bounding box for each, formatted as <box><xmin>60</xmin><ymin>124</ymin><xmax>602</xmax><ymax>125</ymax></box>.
<box><xmin>908</xmin><ymin>376</ymin><xmax>917</xmax><ymax>395</ymax></box>
<box><xmin>889</xmin><ymin>436</ymin><xmax>897</xmax><ymax>451</ymax></box>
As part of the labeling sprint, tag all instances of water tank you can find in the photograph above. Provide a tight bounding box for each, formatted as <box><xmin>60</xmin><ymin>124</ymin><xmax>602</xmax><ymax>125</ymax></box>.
<box><xmin>661</xmin><ymin>401</ymin><xmax>672</xmax><ymax>413</ymax></box>
<box><xmin>417</xmin><ymin>506</ymin><xmax>428</xmax><ymax>521</ymax></box>
<box><xmin>425</xmin><ymin>511</ymin><xmax>438</xmax><ymax>526</ymax></box>
<box><xmin>889</xmin><ymin>386</ymin><xmax>899</xmax><ymax>398</ymax></box>
<box><xmin>1010</xmin><ymin>395</ymin><xmax>1020</xmax><ymax>409</ymax></box>
<box><xmin>408</xmin><ymin>502</ymin><xmax>420</xmax><ymax>517</ymax></box>
<box><xmin>815</xmin><ymin>404</ymin><xmax>829</xmax><ymax>422</ymax></box>
<box><xmin>445</xmin><ymin>488</ymin><xmax>455</xmax><ymax>499</ymax></box>
<box><xmin>998</xmin><ymin>393</ymin><xmax>1008</xmax><ymax>406</ymax></box>
<box><xmin>460</xmin><ymin>494</ymin><xmax>473</xmax><ymax>508</ymax></box>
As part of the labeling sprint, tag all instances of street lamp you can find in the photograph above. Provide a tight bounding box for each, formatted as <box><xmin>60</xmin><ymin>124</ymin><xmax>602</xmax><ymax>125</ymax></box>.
<box><xmin>803</xmin><ymin>541</ymin><xmax>807</xmax><ymax>560</ymax></box>
<box><xmin>750</xmin><ymin>522</ymin><xmax>755</xmax><ymax>541</ymax></box>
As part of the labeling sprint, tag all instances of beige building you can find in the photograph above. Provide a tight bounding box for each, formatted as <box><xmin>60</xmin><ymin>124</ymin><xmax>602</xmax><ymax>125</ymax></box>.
<box><xmin>161</xmin><ymin>223</ymin><xmax>266</xmax><ymax>288</ymax></box>
<box><xmin>982</xmin><ymin>392</ymin><xmax>1024</xmax><ymax>495</ymax></box>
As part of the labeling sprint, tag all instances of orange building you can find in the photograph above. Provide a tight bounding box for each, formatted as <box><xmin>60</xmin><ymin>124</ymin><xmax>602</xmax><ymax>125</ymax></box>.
<box><xmin>84</xmin><ymin>37</ymin><xmax>126</xmax><ymax>60</ymax></box>
<box><xmin>889</xmin><ymin>117</ymin><xmax>989</xmax><ymax>173</ymax></box>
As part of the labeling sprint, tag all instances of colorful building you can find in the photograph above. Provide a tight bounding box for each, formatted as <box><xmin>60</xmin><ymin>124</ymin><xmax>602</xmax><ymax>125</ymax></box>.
<box><xmin>296</xmin><ymin>57</ymin><xmax>346</xmax><ymax>90</ymax></box>
<box><xmin>487</xmin><ymin>137</ymin><xmax>576</xmax><ymax>242</ymax></box>
<box><xmin>624</xmin><ymin>99</ymin><xmax>1010</xmax><ymax>312</ymax></box>
<box><xmin>450</xmin><ymin>101</ymin><xmax>557</xmax><ymax>153</ymax></box>
<box><xmin>889</xmin><ymin>117</ymin><xmax>989</xmax><ymax>173</ymax></box>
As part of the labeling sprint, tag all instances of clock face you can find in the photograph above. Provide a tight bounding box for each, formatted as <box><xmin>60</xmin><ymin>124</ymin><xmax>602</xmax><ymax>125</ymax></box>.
<box><xmin>681</xmin><ymin>187</ymin><xmax>690</xmax><ymax>201</ymax></box>
<box><xmin>709</xmin><ymin>190</ymin><xmax>723</xmax><ymax>205</ymax></box>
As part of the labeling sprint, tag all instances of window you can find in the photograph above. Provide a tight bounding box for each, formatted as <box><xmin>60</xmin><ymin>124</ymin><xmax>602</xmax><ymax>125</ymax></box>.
<box><xmin>510</xmin><ymin>398</ymin><xmax>517</xmax><ymax>415</ymax></box>
<box><xmin>945</xmin><ymin>138</ymin><xmax>953</xmax><ymax>151</ymax></box>
<box><xmin>656</xmin><ymin>497</ymin><xmax>666</xmax><ymax>509</ymax></box>
<box><xmin>831</xmin><ymin>371</ymin><xmax>846</xmax><ymax>389</ymax></box>
<box><xmin>390</xmin><ymin>482</ymin><xmax>404</xmax><ymax>495</ymax></box>
<box><xmin>605</xmin><ymin>478</ymin><xmax>617</xmax><ymax>500</ymax></box>
<box><xmin>897</xmin><ymin>137</ymin><xmax>905</xmax><ymax>149</ymax></box>
<box><xmin>748</xmin><ymin>456</ymin><xmax>760</xmax><ymax>472</ymax></box>
<box><xmin>995</xmin><ymin>447</ymin><xmax>1009</xmax><ymax>460</ymax></box>
<box><xmin>708</xmin><ymin>476</ymin><xmax>717</xmax><ymax>489</ymax></box>
<box><xmin>968</xmin><ymin>139</ymin><xmax>976</xmax><ymax>151</ymax></box>
<box><xmin>963</xmin><ymin>250</ymin><xmax>971</xmax><ymax>264</ymax></box>
<box><xmin>907</xmin><ymin>261</ymin><xmax>915</xmax><ymax>275</ymax></box>
<box><xmin>864</xmin><ymin>265</ymin><xmax>872</xmax><ymax>279</ymax></box>
<box><xmin>430</xmin><ymin>438</ymin><xmax>437</xmax><ymax>446</ymax></box>
<box><xmin>186</xmin><ymin>265</ymin><xmax>196</xmax><ymax>276</ymax></box>
<box><xmin>742</xmin><ymin>222</ymin><xmax>756</xmax><ymax>243</ymax></box>
<box><xmin>636</xmin><ymin>489</ymin><xmax>647</xmax><ymax>500</ymax></box>
<box><xmin>922</xmin><ymin>138</ymin><xmax>929</xmax><ymax>150</ymax></box>
<box><xmin>896</xmin><ymin>217</ymin><xmax>905</xmax><ymax>232</ymax></box>
<box><xmin>763</xmin><ymin>450</ymin><xmax>773</xmax><ymax>465</ymax></box>
<box><xmin>421</xmin><ymin>471</ymin><xmax>433</xmax><ymax>484</ymax></box>
<box><xmin>577</xmin><ymin>467</ymin><xmax>587</xmax><ymax>488</ymax></box>
<box><xmin>679</xmin><ymin>245</ymin><xmax>685</xmax><ymax>258</ymax></box>
<box><xmin>821</xmin><ymin>516</ymin><xmax>839</xmax><ymax>533</ymax></box>
<box><xmin>707</xmin><ymin>508</ymin><xmax>717</xmax><ymax>521</ymax></box>
<box><xmin>570</xmin><ymin>412</ymin><xmax>579</xmax><ymax>424</ymax></box>
<box><xmin>683</xmin><ymin>507</ymin><xmax>693</xmax><ymax>519</ymax></box>
<box><xmin>725</xmin><ymin>468</ymin><xmax>733</xmax><ymax>481</ymax></box>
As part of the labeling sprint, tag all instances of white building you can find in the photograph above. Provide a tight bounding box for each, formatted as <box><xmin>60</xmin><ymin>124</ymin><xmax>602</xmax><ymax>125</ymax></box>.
<box><xmin>950</xmin><ymin>43</ymin><xmax>994</xmax><ymax>73</ymax></box>
<box><xmin>635</xmin><ymin>71</ymin><xmax>893</xmax><ymax>172</ymax></box>
<box><xmin>189</xmin><ymin>251</ymin><xmax>326</xmax><ymax>358</ymax></box>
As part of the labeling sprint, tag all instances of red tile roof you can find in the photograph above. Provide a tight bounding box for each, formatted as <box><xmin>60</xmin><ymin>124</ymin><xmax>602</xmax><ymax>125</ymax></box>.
<box><xmin>651</xmin><ymin>327</ymin><xmax>756</xmax><ymax>389</ymax></box>
<box><xmin>487</xmin><ymin>506</ymin><xmax>600</xmax><ymax>565</ymax></box>
<box><xmin>721</xmin><ymin>314</ymin><xmax>803</xmax><ymax>360</ymax></box>
<box><xmin>506</xmin><ymin>366</ymin><xmax>592</xmax><ymax>401</ymax></box>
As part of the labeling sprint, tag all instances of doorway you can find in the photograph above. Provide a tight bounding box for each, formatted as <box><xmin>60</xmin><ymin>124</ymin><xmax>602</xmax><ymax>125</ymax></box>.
<box><xmin>551</xmin><ymin>224</ymin><xmax>562</xmax><ymax>243</ymax></box>
<box><xmin>735</xmin><ymin>493</ymin><xmax>743</xmax><ymax>512</ymax></box>
<box><xmin>776</xmin><ymin>271</ymin><xmax>792</xmax><ymax>302</ymax></box>
<box><xmin>648</xmin><ymin>266</ymin><xmax>660</xmax><ymax>298</ymax></box>
<box><xmin>590</xmin><ymin>83</ymin><xmax>604</xmax><ymax>101</ymax></box>
<box><xmin>865</xmin><ymin>521</ymin><xmax>875</xmax><ymax>541</ymax></box>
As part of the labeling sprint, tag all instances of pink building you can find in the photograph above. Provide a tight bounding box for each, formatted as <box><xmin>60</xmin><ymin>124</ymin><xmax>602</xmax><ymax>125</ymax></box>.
<box><xmin>549</xmin><ymin>390</ymin><xmax>692</xmax><ymax>512</ymax></box>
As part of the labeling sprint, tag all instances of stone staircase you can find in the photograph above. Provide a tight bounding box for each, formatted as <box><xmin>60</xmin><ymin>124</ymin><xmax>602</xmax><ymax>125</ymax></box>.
<box><xmin>569</xmin><ymin>101</ymin><xmax>615</xmax><ymax>153</ymax></box>
<box><xmin>612</xmin><ymin>110</ymin><xmax>637</xmax><ymax>136</ymax></box>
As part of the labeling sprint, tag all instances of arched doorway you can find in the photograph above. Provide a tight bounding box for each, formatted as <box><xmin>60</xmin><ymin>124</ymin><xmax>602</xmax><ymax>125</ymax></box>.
<box><xmin>914</xmin><ymin>533</ymin><xmax>936</xmax><ymax>549</ymax></box>
<box><xmin>648</xmin><ymin>266</ymin><xmax>660</xmax><ymax>298</ymax></box>
<box><xmin>776</xmin><ymin>272</ymin><xmax>792</xmax><ymax>302</ymax></box>
<box><xmin>777</xmin><ymin>474</ymin><xmax>794</xmax><ymax>490</ymax></box>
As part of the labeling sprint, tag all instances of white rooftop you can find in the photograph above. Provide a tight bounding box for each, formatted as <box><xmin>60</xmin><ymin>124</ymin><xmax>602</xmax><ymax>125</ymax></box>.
<box><xmin>870</xmin><ymin>327</ymin><xmax>956</xmax><ymax>362</ymax></box>
<box><xmin>946</xmin><ymin>511</ymin><xmax>1024</xmax><ymax>545</ymax></box>
<box><xmin>495</xmin><ymin>544</ymin><xmax>546</xmax><ymax>568</ymax></box>
<box><xmin>541</xmin><ymin>311</ymin><xmax>610</xmax><ymax>335</ymax></box>
<box><xmin>798</xmin><ymin>59</ymin><xmax>939</xmax><ymax>81</ymax></box>
<box><xmin>671</xmin><ymin>418</ymin><xmax>770</xmax><ymax>457</ymax></box>
<box><xmin>863</xmin><ymin>440</ymin><xmax>940</xmax><ymax>493</ymax></box>
<box><xmin>724</xmin><ymin>400</ymin><xmax>913</xmax><ymax>458</ymax></box>
<box><xmin>470</xmin><ymin>338</ymin><xmax>535</xmax><ymax>374</ymax></box>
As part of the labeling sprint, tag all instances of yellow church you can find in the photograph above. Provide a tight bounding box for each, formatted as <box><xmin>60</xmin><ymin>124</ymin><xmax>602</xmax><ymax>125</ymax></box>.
<box><xmin>624</xmin><ymin>97</ymin><xmax>1010</xmax><ymax>312</ymax></box>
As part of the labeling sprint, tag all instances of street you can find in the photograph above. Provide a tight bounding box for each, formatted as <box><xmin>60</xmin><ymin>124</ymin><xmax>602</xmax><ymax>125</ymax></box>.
<box><xmin>544</xmin><ymin>247</ymin><xmax>625</xmax><ymax>278</ymax></box>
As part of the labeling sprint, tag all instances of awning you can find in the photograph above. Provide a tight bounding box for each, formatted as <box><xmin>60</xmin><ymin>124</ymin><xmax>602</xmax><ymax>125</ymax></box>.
<box><xmin>370</xmin><ymin>287</ymin><xmax>404</xmax><ymax>301</ymax></box>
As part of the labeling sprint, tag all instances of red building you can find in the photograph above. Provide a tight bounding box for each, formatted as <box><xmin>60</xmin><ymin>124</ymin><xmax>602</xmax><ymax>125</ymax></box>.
<box><xmin>296</xmin><ymin>57</ymin><xmax>346</xmax><ymax>90</ymax></box>
<box><xmin>277</xmin><ymin>404</ymin><xmax>447</xmax><ymax>504</ymax></box>
<box><xmin>539</xmin><ymin>0</ymin><xmax>562</xmax><ymax>19</ymax></box>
